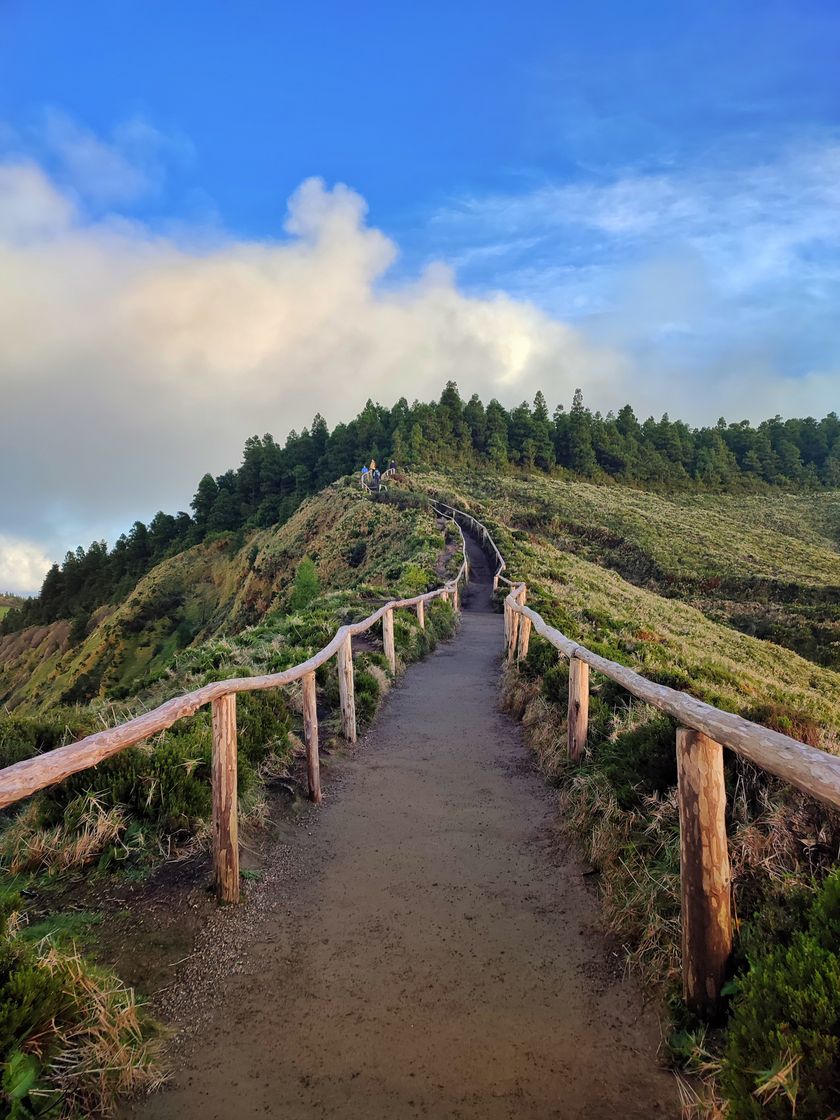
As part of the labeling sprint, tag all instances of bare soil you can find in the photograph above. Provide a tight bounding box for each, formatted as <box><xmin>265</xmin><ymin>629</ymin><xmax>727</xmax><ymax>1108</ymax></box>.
<box><xmin>125</xmin><ymin>536</ymin><xmax>679</xmax><ymax>1120</ymax></box>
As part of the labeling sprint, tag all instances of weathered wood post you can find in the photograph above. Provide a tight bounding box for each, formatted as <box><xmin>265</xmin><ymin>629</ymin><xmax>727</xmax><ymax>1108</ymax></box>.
<box><xmin>676</xmin><ymin>728</ymin><xmax>732</xmax><ymax>1016</ymax></box>
<box><xmin>211</xmin><ymin>693</ymin><xmax>239</xmax><ymax>903</ymax></box>
<box><xmin>567</xmin><ymin>657</ymin><xmax>589</xmax><ymax>761</ymax></box>
<box><xmin>506</xmin><ymin>604</ymin><xmax>520</xmax><ymax>663</ymax></box>
<box><xmin>383</xmin><ymin>607</ymin><xmax>396</xmax><ymax>674</ymax></box>
<box><xmin>452</xmin><ymin>583</ymin><xmax>459</xmax><ymax>611</ymax></box>
<box><xmin>302</xmin><ymin>670</ymin><xmax>321</xmax><ymax>804</ymax></box>
<box><xmin>416</xmin><ymin>599</ymin><xmax>425</xmax><ymax>629</ymax></box>
<box><xmin>337</xmin><ymin>632</ymin><xmax>357</xmax><ymax>743</ymax></box>
<box><xmin>517</xmin><ymin>612</ymin><xmax>531</xmax><ymax>661</ymax></box>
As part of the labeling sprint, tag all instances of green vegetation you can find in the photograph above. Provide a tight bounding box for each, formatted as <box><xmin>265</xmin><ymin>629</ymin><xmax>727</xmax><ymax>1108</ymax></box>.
<box><xmin>0</xmin><ymin>596</ymin><xmax>23</xmax><ymax>623</ymax></box>
<box><xmin>2</xmin><ymin>383</ymin><xmax>839</xmax><ymax>1116</ymax></box>
<box><xmin>722</xmin><ymin>869</ymin><xmax>840</xmax><ymax>1119</ymax></box>
<box><xmin>0</xmin><ymin>891</ymin><xmax>161</xmax><ymax>1117</ymax></box>
<box><xmin>289</xmin><ymin>555</ymin><xmax>321</xmax><ymax>610</ymax></box>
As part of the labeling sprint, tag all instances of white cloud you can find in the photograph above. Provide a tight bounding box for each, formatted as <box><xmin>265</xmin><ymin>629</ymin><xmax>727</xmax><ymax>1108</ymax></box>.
<box><xmin>0</xmin><ymin>162</ymin><xmax>627</xmax><ymax>561</ymax></box>
<box><xmin>0</xmin><ymin>536</ymin><xmax>52</xmax><ymax>596</ymax></box>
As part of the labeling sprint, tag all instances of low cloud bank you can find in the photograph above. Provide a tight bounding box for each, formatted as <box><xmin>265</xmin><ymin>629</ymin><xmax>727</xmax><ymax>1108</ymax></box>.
<box><xmin>0</xmin><ymin>164</ymin><xmax>628</xmax><ymax>590</ymax></box>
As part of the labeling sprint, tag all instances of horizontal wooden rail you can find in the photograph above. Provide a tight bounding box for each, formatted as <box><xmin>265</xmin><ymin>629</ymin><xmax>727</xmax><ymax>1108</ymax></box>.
<box><xmin>0</xmin><ymin>502</ymin><xmax>469</xmax><ymax>904</ymax></box>
<box><xmin>506</xmin><ymin>590</ymin><xmax>840</xmax><ymax>812</ymax></box>
<box><xmin>359</xmin><ymin>467</ymin><xmax>396</xmax><ymax>490</ymax></box>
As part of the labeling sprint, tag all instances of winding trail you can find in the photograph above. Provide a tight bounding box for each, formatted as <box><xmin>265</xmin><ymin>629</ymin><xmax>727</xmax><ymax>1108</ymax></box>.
<box><xmin>131</xmin><ymin>534</ymin><xmax>678</xmax><ymax>1120</ymax></box>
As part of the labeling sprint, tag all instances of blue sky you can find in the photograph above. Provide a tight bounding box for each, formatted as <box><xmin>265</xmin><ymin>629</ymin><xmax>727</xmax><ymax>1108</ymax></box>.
<box><xmin>1</xmin><ymin>0</ymin><xmax>839</xmax><ymax>589</ymax></box>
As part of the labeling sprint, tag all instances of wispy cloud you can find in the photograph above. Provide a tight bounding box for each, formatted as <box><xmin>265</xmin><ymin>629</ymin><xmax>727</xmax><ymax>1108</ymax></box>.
<box><xmin>432</xmin><ymin>137</ymin><xmax>840</xmax><ymax>301</ymax></box>
<box><xmin>1</xmin><ymin>109</ymin><xmax>193</xmax><ymax>208</ymax></box>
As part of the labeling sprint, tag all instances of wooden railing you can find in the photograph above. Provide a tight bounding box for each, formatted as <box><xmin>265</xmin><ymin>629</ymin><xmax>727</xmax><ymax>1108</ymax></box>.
<box><xmin>359</xmin><ymin>467</ymin><xmax>396</xmax><ymax>490</ymax></box>
<box><xmin>435</xmin><ymin>500</ymin><xmax>840</xmax><ymax>1015</ymax></box>
<box><xmin>0</xmin><ymin>508</ymin><xmax>468</xmax><ymax>905</ymax></box>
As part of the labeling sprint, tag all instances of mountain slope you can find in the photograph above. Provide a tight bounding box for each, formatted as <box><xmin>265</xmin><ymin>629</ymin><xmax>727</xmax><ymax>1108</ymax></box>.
<box><xmin>0</xmin><ymin>480</ymin><xmax>442</xmax><ymax>710</ymax></box>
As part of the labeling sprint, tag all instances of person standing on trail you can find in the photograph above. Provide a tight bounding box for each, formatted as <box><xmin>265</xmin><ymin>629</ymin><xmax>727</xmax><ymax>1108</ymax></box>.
<box><xmin>361</xmin><ymin>465</ymin><xmax>369</xmax><ymax>486</ymax></box>
<box><xmin>370</xmin><ymin>458</ymin><xmax>376</xmax><ymax>471</ymax></box>
<box><xmin>389</xmin><ymin>459</ymin><xmax>396</xmax><ymax>473</ymax></box>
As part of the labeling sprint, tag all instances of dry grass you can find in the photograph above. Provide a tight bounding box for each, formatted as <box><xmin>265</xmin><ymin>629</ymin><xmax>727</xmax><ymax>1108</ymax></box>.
<box><xmin>1</xmin><ymin>795</ymin><xmax>135</xmax><ymax>874</ymax></box>
<box><xmin>32</xmin><ymin>943</ymin><xmax>165</xmax><ymax>1117</ymax></box>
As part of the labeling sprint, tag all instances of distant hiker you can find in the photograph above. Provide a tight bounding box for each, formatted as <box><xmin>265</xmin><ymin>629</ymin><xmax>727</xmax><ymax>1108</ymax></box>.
<box><xmin>373</xmin><ymin>468</ymin><xmax>381</xmax><ymax>485</ymax></box>
<box><xmin>361</xmin><ymin>465</ymin><xmax>369</xmax><ymax>487</ymax></box>
<box><xmin>389</xmin><ymin>459</ymin><xmax>396</xmax><ymax>473</ymax></box>
<box><xmin>370</xmin><ymin>458</ymin><xmax>377</xmax><ymax>471</ymax></box>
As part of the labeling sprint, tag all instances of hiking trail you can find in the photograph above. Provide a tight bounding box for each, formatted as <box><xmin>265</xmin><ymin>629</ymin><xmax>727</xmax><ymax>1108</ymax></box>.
<box><xmin>127</xmin><ymin>532</ymin><xmax>678</xmax><ymax>1120</ymax></box>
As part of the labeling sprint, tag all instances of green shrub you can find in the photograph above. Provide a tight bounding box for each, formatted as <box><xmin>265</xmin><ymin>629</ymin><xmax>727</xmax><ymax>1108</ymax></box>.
<box><xmin>289</xmin><ymin>556</ymin><xmax>321</xmax><ymax>610</ymax></box>
<box><xmin>354</xmin><ymin>668</ymin><xmax>381</xmax><ymax>726</ymax></box>
<box><xmin>593</xmin><ymin>716</ymin><xmax>678</xmax><ymax>808</ymax></box>
<box><xmin>0</xmin><ymin>712</ymin><xmax>97</xmax><ymax>771</ymax></box>
<box><xmin>37</xmin><ymin>724</ymin><xmax>212</xmax><ymax>835</ymax></box>
<box><xmin>723</xmin><ymin>868</ymin><xmax>840</xmax><ymax>1119</ymax></box>
<box><xmin>237</xmin><ymin>690</ymin><xmax>293</xmax><ymax>768</ymax></box>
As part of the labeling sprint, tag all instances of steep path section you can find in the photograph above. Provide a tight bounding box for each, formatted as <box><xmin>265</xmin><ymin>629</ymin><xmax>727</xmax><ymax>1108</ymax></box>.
<box><xmin>130</xmin><ymin>532</ymin><xmax>677</xmax><ymax>1120</ymax></box>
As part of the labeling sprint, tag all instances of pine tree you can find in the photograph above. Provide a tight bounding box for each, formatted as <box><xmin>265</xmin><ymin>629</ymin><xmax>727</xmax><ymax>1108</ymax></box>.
<box><xmin>191</xmin><ymin>474</ymin><xmax>219</xmax><ymax>527</ymax></box>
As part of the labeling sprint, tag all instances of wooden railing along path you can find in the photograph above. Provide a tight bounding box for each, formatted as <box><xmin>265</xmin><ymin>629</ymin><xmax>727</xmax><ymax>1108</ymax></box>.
<box><xmin>0</xmin><ymin>509</ymin><xmax>468</xmax><ymax>905</ymax></box>
<box><xmin>359</xmin><ymin>467</ymin><xmax>396</xmax><ymax>491</ymax></box>
<box><xmin>435</xmin><ymin>501</ymin><xmax>840</xmax><ymax>1015</ymax></box>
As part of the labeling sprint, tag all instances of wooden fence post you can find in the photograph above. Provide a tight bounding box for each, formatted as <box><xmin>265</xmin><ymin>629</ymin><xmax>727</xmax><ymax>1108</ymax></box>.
<box><xmin>383</xmin><ymin>607</ymin><xmax>396</xmax><ymax>674</ymax></box>
<box><xmin>211</xmin><ymin>693</ymin><xmax>239</xmax><ymax>904</ymax></box>
<box><xmin>337</xmin><ymin>633</ymin><xmax>357</xmax><ymax>743</ymax></box>
<box><xmin>676</xmin><ymin>728</ymin><xmax>732</xmax><ymax>1016</ymax></box>
<box><xmin>518</xmin><ymin>614</ymin><xmax>532</xmax><ymax>661</ymax></box>
<box><xmin>567</xmin><ymin>657</ymin><xmax>589</xmax><ymax>761</ymax></box>
<box><xmin>507</xmin><ymin>607</ymin><xmax>520</xmax><ymax>663</ymax></box>
<box><xmin>416</xmin><ymin>600</ymin><xmax>425</xmax><ymax>630</ymax></box>
<box><xmin>453</xmin><ymin>584</ymin><xmax>459</xmax><ymax>611</ymax></box>
<box><xmin>302</xmin><ymin>670</ymin><xmax>321</xmax><ymax>804</ymax></box>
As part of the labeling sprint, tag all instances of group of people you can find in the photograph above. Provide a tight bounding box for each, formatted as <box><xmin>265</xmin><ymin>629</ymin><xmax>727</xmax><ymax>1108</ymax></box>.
<box><xmin>360</xmin><ymin>458</ymin><xmax>397</xmax><ymax>491</ymax></box>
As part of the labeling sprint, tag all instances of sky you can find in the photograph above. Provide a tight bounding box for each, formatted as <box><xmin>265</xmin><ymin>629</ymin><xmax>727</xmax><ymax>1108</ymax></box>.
<box><xmin>1</xmin><ymin>0</ymin><xmax>839</xmax><ymax>592</ymax></box>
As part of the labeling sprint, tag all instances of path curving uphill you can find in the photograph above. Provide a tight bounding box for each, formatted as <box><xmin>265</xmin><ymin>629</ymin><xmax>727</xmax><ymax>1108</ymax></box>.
<box><xmin>129</xmin><ymin>532</ymin><xmax>678</xmax><ymax>1120</ymax></box>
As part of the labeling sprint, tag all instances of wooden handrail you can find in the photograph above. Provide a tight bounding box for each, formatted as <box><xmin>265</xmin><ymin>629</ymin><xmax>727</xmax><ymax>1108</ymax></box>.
<box><xmin>359</xmin><ymin>466</ymin><xmax>396</xmax><ymax>490</ymax></box>
<box><xmin>436</xmin><ymin>498</ymin><xmax>840</xmax><ymax>1015</ymax></box>
<box><xmin>503</xmin><ymin>590</ymin><xmax>840</xmax><ymax>811</ymax></box>
<box><xmin>0</xmin><ymin>505</ymin><xmax>469</xmax><ymax>903</ymax></box>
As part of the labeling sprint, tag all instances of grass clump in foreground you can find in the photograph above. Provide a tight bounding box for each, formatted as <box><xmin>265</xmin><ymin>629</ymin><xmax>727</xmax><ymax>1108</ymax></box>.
<box><xmin>722</xmin><ymin>869</ymin><xmax>840</xmax><ymax>1119</ymax></box>
<box><xmin>0</xmin><ymin>891</ymin><xmax>162</xmax><ymax>1118</ymax></box>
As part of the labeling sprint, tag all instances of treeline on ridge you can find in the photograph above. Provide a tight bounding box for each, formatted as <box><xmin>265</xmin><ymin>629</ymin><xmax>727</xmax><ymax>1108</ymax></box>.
<box><xmin>4</xmin><ymin>382</ymin><xmax>838</xmax><ymax>637</ymax></box>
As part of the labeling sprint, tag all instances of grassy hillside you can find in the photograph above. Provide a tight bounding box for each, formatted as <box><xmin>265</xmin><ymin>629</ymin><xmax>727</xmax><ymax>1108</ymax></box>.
<box><xmin>417</xmin><ymin>468</ymin><xmax>840</xmax><ymax>1116</ymax></box>
<box><xmin>435</xmin><ymin>471</ymin><xmax>840</xmax><ymax>668</ymax></box>
<box><xmin>0</xmin><ymin>479</ymin><xmax>443</xmax><ymax>711</ymax></box>
<box><xmin>0</xmin><ymin>593</ymin><xmax>24</xmax><ymax>621</ymax></box>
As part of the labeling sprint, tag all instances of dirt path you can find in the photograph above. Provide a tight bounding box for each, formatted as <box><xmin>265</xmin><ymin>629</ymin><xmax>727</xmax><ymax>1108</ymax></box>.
<box><xmin>129</xmin><ymin>535</ymin><xmax>678</xmax><ymax>1120</ymax></box>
